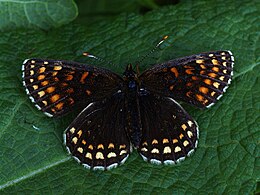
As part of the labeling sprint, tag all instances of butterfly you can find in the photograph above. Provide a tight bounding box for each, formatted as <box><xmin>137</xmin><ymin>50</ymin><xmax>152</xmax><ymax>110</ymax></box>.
<box><xmin>22</xmin><ymin>37</ymin><xmax>234</xmax><ymax>170</ymax></box>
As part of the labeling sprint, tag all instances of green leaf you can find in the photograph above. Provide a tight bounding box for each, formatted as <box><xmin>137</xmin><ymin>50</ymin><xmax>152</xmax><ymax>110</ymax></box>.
<box><xmin>0</xmin><ymin>0</ymin><xmax>78</xmax><ymax>30</ymax></box>
<box><xmin>0</xmin><ymin>0</ymin><xmax>259</xmax><ymax>194</ymax></box>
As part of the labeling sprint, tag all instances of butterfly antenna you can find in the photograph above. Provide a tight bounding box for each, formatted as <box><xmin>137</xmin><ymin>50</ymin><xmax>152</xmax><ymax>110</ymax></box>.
<box><xmin>135</xmin><ymin>35</ymin><xmax>169</xmax><ymax>75</ymax></box>
<box><xmin>83</xmin><ymin>52</ymin><xmax>117</xmax><ymax>67</ymax></box>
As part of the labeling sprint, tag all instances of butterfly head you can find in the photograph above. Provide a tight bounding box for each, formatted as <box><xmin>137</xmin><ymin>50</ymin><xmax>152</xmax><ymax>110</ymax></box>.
<box><xmin>123</xmin><ymin>64</ymin><xmax>139</xmax><ymax>89</ymax></box>
<box><xmin>123</xmin><ymin>64</ymin><xmax>137</xmax><ymax>79</ymax></box>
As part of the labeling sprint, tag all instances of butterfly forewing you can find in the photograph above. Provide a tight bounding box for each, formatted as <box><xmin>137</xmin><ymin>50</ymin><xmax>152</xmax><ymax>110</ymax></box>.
<box><xmin>140</xmin><ymin>51</ymin><xmax>234</xmax><ymax>108</ymax></box>
<box><xmin>65</xmin><ymin>92</ymin><xmax>130</xmax><ymax>170</ymax></box>
<box><xmin>22</xmin><ymin>59</ymin><xmax>122</xmax><ymax>117</ymax></box>
<box><xmin>138</xmin><ymin>92</ymin><xmax>198</xmax><ymax>164</ymax></box>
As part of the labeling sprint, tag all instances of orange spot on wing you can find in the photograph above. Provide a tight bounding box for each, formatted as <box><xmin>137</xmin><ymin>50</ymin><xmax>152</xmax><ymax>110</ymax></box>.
<box><xmin>68</xmin><ymin>98</ymin><xmax>74</xmax><ymax>105</ymax></box>
<box><xmin>208</xmin><ymin>73</ymin><xmax>217</xmax><ymax>78</ymax></box>
<box><xmin>186</xmin><ymin>91</ymin><xmax>192</xmax><ymax>97</ymax></box>
<box><xmin>41</xmin><ymin>80</ymin><xmax>49</xmax><ymax>86</ymax></box>
<box><xmin>199</xmin><ymin>87</ymin><xmax>209</xmax><ymax>94</ymax></box>
<box><xmin>192</xmin><ymin>76</ymin><xmax>199</xmax><ymax>80</ymax></box>
<box><xmin>200</xmin><ymin>70</ymin><xmax>206</xmax><ymax>75</ymax></box>
<box><xmin>88</xmin><ymin>145</ymin><xmax>93</xmax><ymax>150</ymax></box>
<box><xmin>200</xmin><ymin>65</ymin><xmax>206</xmax><ymax>69</ymax></box>
<box><xmin>39</xmin><ymin>67</ymin><xmax>46</xmax><ymax>73</ymax></box>
<box><xmin>66</xmin><ymin>75</ymin><xmax>73</xmax><ymax>81</ymax></box>
<box><xmin>86</xmin><ymin>90</ymin><xmax>91</xmax><ymax>95</ymax></box>
<box><xmin>204</xmin><ymin>79</ymin><xmax>212</xmax><ymax>85</ymax></box>
<box><xmin>67</xmin><ymin>88</ymin><xmax>74</xmax><ymax>93</ymax></box>
<box><xmin>38</xmin><ymin>75</ymin><xmax>45</xmax><ymax>80</ymax></box>
<box><xmin>212</xmin><ymin>67</ymin><xmax>219</xmax><ymax>72</ymax></box>
<box><xmin>55</xmin><ymin>102</ymin><xmax>64</xmax><ymax>110</ymax></box>
<box><xmin>212</xmin><ymin>59</ymin><xmax>219</xmax><ymax>65</ymax></box>
<box><xmin>51</xmin><ymin>94</ymin><xmax>60</xmax><ymax>103</ymax></box>
<box><xmin>53</xmin><ymin>77</ymin><xmax>59</xmax><ymax>82</ymax></box>
<box><xmin>186</xmin><ymin>82</ymin><xmax>192</xmax><ymax>87</ymax></box>
<box><xmin>170</xmin><ymin>67</ymin><xmax>179</xmax><ymax>77</ymax></box>
<box><xmin>61</xmin><ymin>82</ymin><xmax>68</xmax><ymax>87</ymax></box>
<box><xmin>80</xmin><ymin>72</ymin><xmax>89</xmax><ymax>84</ymax></box>
<box><xmin>52</xmin><ymin>71</ymin><xmax>58</xmax><ymax>76</ymax></box>
<box><xmin>196</xmin><ymin>94</ymin><xmax>204</xmax><ymax>102</ymax></box>
<box><xmin>46</xmin><ymin>86</ymin><xmax>55</xmax><ymax>93</ymax></box>
<box><xmin>185</xmin><ymin>69</ymin><xmax>194</xmax><ymax>75</ymax></box>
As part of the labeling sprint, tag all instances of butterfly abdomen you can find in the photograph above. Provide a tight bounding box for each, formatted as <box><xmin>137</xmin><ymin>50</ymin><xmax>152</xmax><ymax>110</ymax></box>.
<box><xmin>123</xmin><ymin>66</ymin><xmax>142</xmax><ymax>148</ymax></box>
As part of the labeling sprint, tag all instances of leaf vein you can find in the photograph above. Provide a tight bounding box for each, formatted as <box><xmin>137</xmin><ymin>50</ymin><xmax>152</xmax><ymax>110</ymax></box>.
<box><xmin>0</xmin><ymin>157</ymin><xmax>71</xmax><ymax>190</ymax></box>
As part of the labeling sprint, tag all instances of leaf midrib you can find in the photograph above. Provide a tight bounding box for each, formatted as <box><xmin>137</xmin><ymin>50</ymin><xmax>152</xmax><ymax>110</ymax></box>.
<box><xmin>0</xmin><ymin>157</ymin><xmax>71</xmax><ymax>190</ymax></box>
<box><xmin>0</xmin><ymin>0</ymin><xmax>46</xmax><ymax>4</ymax></box>
<box><xmin>233</xmin><ymin>61</ymin><xmax>260</xmax><ymax>79</ymax></box>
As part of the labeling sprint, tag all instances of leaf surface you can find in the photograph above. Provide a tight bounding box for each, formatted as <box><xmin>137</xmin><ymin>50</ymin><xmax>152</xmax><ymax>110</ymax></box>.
<box><xmin>0</xmin><ymin>0</ymin><xmax>259</xmax><ymax>194</ymax></box>
<box><xmin>0</xmin><ymin>0</ymin><xmax>77</xmax><ymax>30</ymax></box>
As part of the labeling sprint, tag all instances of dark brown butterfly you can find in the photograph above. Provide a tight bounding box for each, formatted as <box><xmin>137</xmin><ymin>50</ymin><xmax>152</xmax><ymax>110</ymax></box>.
<box><xmin>22</xmin><ymin>37</ymin><xmax>234</xmax><ymax>170</ymax></box>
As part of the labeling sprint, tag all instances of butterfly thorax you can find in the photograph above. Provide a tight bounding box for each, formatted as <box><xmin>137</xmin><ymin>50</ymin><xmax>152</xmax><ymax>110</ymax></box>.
<box><xmin>123</xmin><ymin>64</ymin><xmax>142</xmax><ymax>148</ymax></box>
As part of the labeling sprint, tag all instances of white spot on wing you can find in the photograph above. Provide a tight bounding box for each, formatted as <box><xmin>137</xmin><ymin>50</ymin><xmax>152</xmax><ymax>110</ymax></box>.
<box><xmin>29</xmin><ymin>96</ymin><xmax>35</xmax><ymax>103</ymax></box>
<box><xmin>195</xmin><ymin>124</ymin><xmax>200</xmax><ymax>139</ymax></box>
<box><xmin>23</xmin><ymin>59</ymin><xmax>30</xmax><ymax>65</ymax></box>
<box><xmin>176</xmin><ymin>156</ymin><xmax>185</xmax><ymax>164</ymax></box>
<box><xmin>227</xmin><ymin>50</ymin><xmax>234</xmax><ymax>66</ymax></box>
<box><xmin>217</xmin><ymin>94</ymin><xmax>223</xmax><ymax>100</ymax></box>
<box><xmin>93</xmin><ymin>166</ymin><xmax>105</xmax><ymax>171</ymax></box>
<box><xmin>187</xmin><ymin>149</ymin><xmax>195</xmax><ymax>156</ymax></box>
<box><xmin>107</xmin><ymin>163</ymin><xmax>118</xmax><ymax>170</ymax></box>
<box><xmin>63</xmin><ymin>133</ymin><xmax>67</xmax><ymax>146</ymax></box>
<box><xmin>150</xmin><ymin>159</ymin><xmax>162</xmax><ymax>165</ymax></box>
<box><xmin>206</xmin><ymin>102</ymin><xmax>215</xmax><ymax>108</ymax></box>
<box><xmin>223</xmin><ymin>85</ymin><xmax>229</xmax><ymax>92</ymax></box>
<box><xmin>163</xmin><ymin>160</ymin><xmax>175</xmax><ymax>165</ymax></box>
<box><xmin>82</xmin><ymin>163</ymin><xmax>91</xmax><ymax>169</ymax></box>
<box><xmin>228</xmin><ymin>78</ymin><xmax>232</xmax><ymax>84</ymax></box>
<box><xmin>120</xmin><ymin>154</ymin><xmax>129</xmax><ymax>164</ymax></box>
<box><xmin>230</xmin><ymin>55</ymin><xmax>234</xmax><ymax>62</ymax></box>
<box><xmin>25</xmin><ymin>88</ymin><xmax>30</xmax><ymax>95</ymax></box>
<box><xmin>140</xmin><ymin>153</ymin><xmax>148</xmax><ymax>161</ymax></box>
<box><xmin>44</xmin><ymin>112</ymin><xmax>53</xmax><ymax>117</ymax></box>
<box><xmin>35</xmin><ymin>104</ymin><xmax>41</xmax><ymax>110</ymax></box>
<box><xmin>73</xmin><ymin>156</ymin><xmax>81</xmax><ymax>163</ymax></box>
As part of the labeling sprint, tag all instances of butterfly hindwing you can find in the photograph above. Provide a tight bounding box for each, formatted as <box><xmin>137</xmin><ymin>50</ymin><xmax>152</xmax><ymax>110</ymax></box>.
<box><xmin>22</xmin><ymin>59</ymin><xmax>122</xmax><ymax>117</ymax></box>
<box><xmin>138</xmin><ymin>92</ymin><xmax>199</xmax><ymax>164</ymax></box>
<box><xmin>64</xmin><ymin>92</ymin><xmax>130</xmax><ymax>170</ymax></box>
<box><xmin>140</xmin><ymin>51</ymin><xmax>234</xmax><ymax>108</ymax></box>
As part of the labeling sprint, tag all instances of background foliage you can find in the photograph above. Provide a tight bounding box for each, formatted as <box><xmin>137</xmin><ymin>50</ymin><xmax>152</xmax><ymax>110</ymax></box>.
<box><xmin>0</xmin><ymin>0</ymin><xmax>259</xmax><ymax>194</ymax></box>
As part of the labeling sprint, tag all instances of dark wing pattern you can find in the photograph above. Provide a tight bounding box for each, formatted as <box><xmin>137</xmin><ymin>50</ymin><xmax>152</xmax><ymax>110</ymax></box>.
<box><xmin>138</xmin><ymin>92</ymin><xmax>198</xmax><ymax>164</ymax></box>
<box><xmin>22</xmin><ymin>59</ymin><xmax>122</xmax><ymax>117</ymax></box>
<box><xmin>140</xmin><ymin>51</ymin><xmax>234</xmax><ymax>108</ymax></box>
<box><xmin>65</xmin><ymin>92</ymin><xmax>130</xmax><ymax>170</ymax></box>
